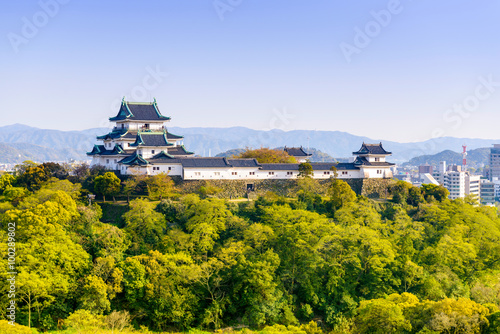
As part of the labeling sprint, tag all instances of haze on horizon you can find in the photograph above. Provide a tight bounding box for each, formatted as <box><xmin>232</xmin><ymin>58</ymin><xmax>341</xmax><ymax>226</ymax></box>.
<box><xmin>1</xmin><ymin>0</ymin><xmax>499</xmax><ymax>143</ymax></box>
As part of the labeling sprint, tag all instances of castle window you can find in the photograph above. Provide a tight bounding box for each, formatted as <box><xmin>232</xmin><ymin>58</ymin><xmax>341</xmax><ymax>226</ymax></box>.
<box><xmin>152</xmin><ymin>150</ymin><xmax>155</xmax><ymax>154</ymax></box>
<box><xmin>269</xmin><ymin>172</ymin><xmax>274</xmax><ymax>175</ymax></box>
<box><xmin>214</xmin><ymin>172</ymin><xmax>220</xmax><ymax>176</ymax></box>
<box><xmin>106</xmin><ymin>159</ymin><xmax>110</xmax><ymax>164</ymax></box>
<box><xmin>342</xmin><ymin>171</ymin><xmax>348</xmax><ymax>175</ymax></box>
<box><xmin>195</xmin><ymin>172</ymin><xmax>201</xmax><ymax>176</ymax></box>
<box><xmin>324</xmin><ymin>171</ymin><xmax>330</xmax><ymax>175</ymax></box>
<box><xmin>287</xmin><ymin>172</ymin><xmax>293</xmax><ymax>175</ymax></box>
<box><xmin>168</xmin><ymin>167</ymin><xmax>172</xmax><ymax>171</ymax></box>
<box><xmin>375</xmin><ymin>157</ymin><xmax>380</xmax><ymax>162</ymax></box>
<box><xmin>232</xmin><ymin>172</ymin><xmax>237</xmax><ymax>175</ymax></box>
<box><xmin>249</xmin><ymin>172</ymin><xmax>255</xmax><ymax>175</ymax></box>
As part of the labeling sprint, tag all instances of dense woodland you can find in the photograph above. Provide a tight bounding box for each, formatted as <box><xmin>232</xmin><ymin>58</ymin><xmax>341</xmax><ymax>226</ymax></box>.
<box><xmin>1</xmin><ymin>161</ymin><xmax>500</xmax><ymax>334</ymax></box>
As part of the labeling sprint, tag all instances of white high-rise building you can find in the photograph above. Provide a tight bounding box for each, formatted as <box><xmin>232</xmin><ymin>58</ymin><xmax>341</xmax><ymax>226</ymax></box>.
<box><xmin>431</xmin><ymin>161</ymin><xmax>481</xmax><ymax>201</ymax></box>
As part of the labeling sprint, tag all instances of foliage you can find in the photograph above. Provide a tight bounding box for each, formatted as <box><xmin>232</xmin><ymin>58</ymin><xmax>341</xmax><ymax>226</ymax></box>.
<box><xmin>146</xmin><ymin>173</ymin><xmax>177</xmax><ymax>200</ymax></box>
<box><xmin>1</xmin><ymin>164</ymin><xmax>500</xmax><ymax>333</ymax></box>
<box><xmin>298</xmin><ymin>163</ymin><xmax>314</xmax><ymax>178</ymax></box>
<box><xmin>236</xmin><ymin>148</ymin><xmax>297</xmax><ymax>163</ymax></box>
<box><xmin>124</xmin><ymin>199</ymin><xmax>166</xmax><ymax>254</ymax></box>
<box><xmin>94</xmin><ymin>172</ymin><xmax>121</xmax><ymax>202</ymax></box>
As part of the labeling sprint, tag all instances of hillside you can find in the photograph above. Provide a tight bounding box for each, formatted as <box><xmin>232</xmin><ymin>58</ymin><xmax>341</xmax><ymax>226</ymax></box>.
<box><xmin>406</xmin><ymin>147</ymin><xmax>490</xmax><ymax>168</ymax></box>
<box><xmin>0</xmin><ymin>142</ymin><xmax>76</xmax><ymax>163</ymax></box>
<box><xmin>216</xmin><ymin>147</ymin><xmax>335</xmax><ymax>162</ymax></box>
<box><xmin>0</xmin><ymin>123</ymin><xmax>498</xmax><ymax>164</ymax></box>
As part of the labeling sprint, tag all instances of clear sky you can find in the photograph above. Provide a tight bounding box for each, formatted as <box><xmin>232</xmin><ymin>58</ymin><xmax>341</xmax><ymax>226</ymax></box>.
<box><xmin>1</xmin><ymin>0</ymin><xmax>499</xmax><ymax>142</ymax></box>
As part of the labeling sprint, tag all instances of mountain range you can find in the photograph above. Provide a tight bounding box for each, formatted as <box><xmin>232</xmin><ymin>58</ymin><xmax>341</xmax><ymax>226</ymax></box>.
<box><xmin>0</xmin><ymin>124</ymin><xmax>498</xmax><ymax>164</ymax></box>
<box><xmin>405</xmin><ymin>148</ymin><xmax>490</xmax><ymax>169</ymax></box>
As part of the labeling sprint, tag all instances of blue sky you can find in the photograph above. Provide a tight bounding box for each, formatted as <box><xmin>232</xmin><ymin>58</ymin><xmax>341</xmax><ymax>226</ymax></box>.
<box><xmin>0</xmin><ymin>0</ymin><xmax>499</xmax><ymax>142</ymax></box>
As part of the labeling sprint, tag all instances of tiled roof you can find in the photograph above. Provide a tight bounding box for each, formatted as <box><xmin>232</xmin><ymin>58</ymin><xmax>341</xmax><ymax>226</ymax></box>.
<box><xmin>87</xmin><ymin>144</ymin><xmax>126</xmax><ymax>156</ymax></box>
<box><xmin>260</xmin><ymin>163</ymin><xmax>300</xmax><ymax>171</ymax></box>
<box><xmin>87</xmin><ymin>145</ymin><xmax>106</xmax><ymax>156</ymax></box>
<box><xmin>284</xmin><ymin>147</ymin><xmax>312</xmax><ymax>157</ymax></box>
<box><xmin>97</xmin><ymin>129</ymin><xmax>136</xmax><ymax>140</ymax></box>
<box><xmin>353</xmin><ymin>157</ymin><xmax>395</xmax><ymax>166</ymax></box>
<box><xmin>260</xmin><ymin>163</ymin><xmax>359</xmax><ymax>171</ymax></box>
<box><xmin>227</xmin><ymin>159</ymin><xmax>261</xmax><ymax>168</ymax></box>
<box><xmin>100</xmin><ymin>145</ymin><xmax>126</xmax><ymax>156</ymax></box>
<box><xmin>166</xmin><ymin>132</ymin><xmax>184</xmax><ymax>140</ymax></box>
<box><xmin>118</xmin><ymin>152</ymin><xmax>149</xmax><ymax>166</ymax></box>
<box><xmin>109</xmin><ymin>99</ymin><xmax>171</xmax><ymax>121</ymax></box>
<box><xmin>353</xmin><ymin>142</ymin><xmax>391</xmax><ymax>155</ymax></box>
<box><xmin>180</xmin><ymin>158</ymin><xmax>231</xmax><ymax>168</ymax></box>
<box><xmin>167</xmin><ymin>145</ymin><xmax>194</xmax><ymax>156</ymax></box>
<box><xmin>129</xmin><ymin>133</ymin><xmax>174</xmax><ymax>147</ymax></box>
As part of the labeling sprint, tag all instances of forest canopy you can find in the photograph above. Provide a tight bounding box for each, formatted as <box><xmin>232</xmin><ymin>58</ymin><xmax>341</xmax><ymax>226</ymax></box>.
<box><xmin>0</xmin><ymin>161</ymin><xmax>499</xmax><ymax>333</ymax></box>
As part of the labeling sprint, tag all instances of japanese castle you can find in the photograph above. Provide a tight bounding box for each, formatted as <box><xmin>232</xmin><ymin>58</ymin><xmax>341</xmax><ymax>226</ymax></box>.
<box><xmin>87</xmin><ymin>99</ymin><xmax>394</xmax><ymax>180</ymax></box>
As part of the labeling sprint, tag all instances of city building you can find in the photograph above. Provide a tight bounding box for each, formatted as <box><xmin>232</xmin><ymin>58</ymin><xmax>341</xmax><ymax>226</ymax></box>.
<box><xmin>490</xmin><ymin>144</ymin><xmax>500</xmax><ymax>181</ymax></box>
<box><xmin>480</xmin><ymin>179</ymin><xmax>495</xmax><ymax>205</ymax></box>
<box><xmin>431</xmin><ymin>161</ymin><xmax>481</xmax><ymax>201</ymax></box>
<box><xmin>88</xmin><ymin>99</ymin><xmax>395</xmax><ymax>179</ymax></box>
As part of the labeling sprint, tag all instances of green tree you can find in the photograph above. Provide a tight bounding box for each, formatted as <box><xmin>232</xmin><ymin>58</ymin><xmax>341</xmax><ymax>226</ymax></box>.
<box><xmin>329</xmin><ymin>179</ymin><xmax>356</xmax><ymax>210</ymax></box>
<box><xmin>236</xmin><ymin>147</ymin><xmax>297</xmax><ymax>163</ymax></box>
<box><xmin>1</xmin><ymin>204</ymin><xmax>90</xmax><ymax>328</ymax></box>
<box><xmin>298</xmin><ymin>162</ymin><xmax>314</xmax><ymax>178</ymax></box>
<box><xmin>0</xmin><ymin>173</ymin><xmax>15</xmax><ymax>194</ymax></box>
<box><xmin>94</xmin><ymin>172</ymin><xmax>121</xmax><ymax>202</ymax></box>
<box><xmin>421</xmin><ymin>184</ymin><xmax>449</xmax><ymax>202</ymax></box>
<box><xmin>79</xmin><ymin>275</ymin><xmax>111</xmax><ymax>314</ymax></box>
<box><xmin>146</xmin><ymin>173</ymin><xmax>177</xmax><ymax>200</ymax></box>
<box><xmin>120</xmin><ymin>250</ymin><xmax>199</xmax><ymax>330</ymax></box>
<box><xmin>16</xmin><ymin>165</ymin><xmax>49</xmax><ymax>191</ymax></box>
<box><xmin>355</xmin><ymin>298</ymin><xmax>412</xmax><ymax>333</ymax></box>
<box><xmin>124</xmin><ymin>198</ymin><xmax>166</xmax><ymax>254</ymax></box>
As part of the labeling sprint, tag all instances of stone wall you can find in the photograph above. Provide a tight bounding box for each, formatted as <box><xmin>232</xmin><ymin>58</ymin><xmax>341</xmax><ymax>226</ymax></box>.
<box><xmin>172</xmin><ymin>176</ymin><xmax>395</xmax><ymax>199</ymax></box>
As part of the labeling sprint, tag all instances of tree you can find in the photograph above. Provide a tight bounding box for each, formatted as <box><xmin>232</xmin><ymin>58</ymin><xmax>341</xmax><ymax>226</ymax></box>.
<box><xmin>40</xmin><ymin>162</ymin><xmax>69</xmax><ymax>179</ymax></box>
<box><xmin>146</xmin><ymin>173</ymin><xmax>177</xmax><ymax>200</ymax></box>
<box><xmin>79</xmin><ymin>275</ymin><xmax>111</xmax><ymax>314</ymax></box>
<box><xmin>120</xmin><ymin>251</ymin><xmax>199</xmax><ymax>330</ymax></box>
<box><xmin>298</xmin><ymin>162</ymin><xmax>314</xmax><ymax>178</ymax></box>
<box><xmin>16</xmin><ymin>165</ymin><xmax>49</xmax><ymax>191</ymax></box>
<box><xmin>355</xmin><ymin>298</ymin><xmax>412</xmax><ymax>333</ymax></box>
<box><xmin>1</xmin><ymin>204</ymin><xmax>90</xmax><ymax>328</ymax></box>
<box><xmin>124</xmin><ymin>199</ymin><xmax>166</xmax><ymax>254</ymax></box>
<box><xmin>94</xmin><ymin>172</ymin><xmax>121</xmax><ymax>202</ymax></box>
<box><xmin>421</xmin><ymin>184</ymin><xmax>449</xmax><ymax>202</ymax></box>
<box><xmin>184</xmin><ymin>197</ymin><xmax>229</xmax><ymax>257</ymax></box>
<box><xmin>0</xmin><ymin>173</ymin><xmax>15</xmax><ymax>194</ymax></box>
<box><xmin>328</xmin><ymin>179</ymin><xmax>356</xmax><ymax>210</ymax></box>
<box><xmin>13</xmin><ymin>160</ymin><xmax>38</xmax><ymax>177</ymax></box>
<box><xmin>391</xmin><ymin>180</ymin><xmax>412</xmax><ymax>204</ymax></box>
<box><xmin>236</xmin><ymin>148</ymin><xmax>297</xmax><ymax>163</ymax></box>
<box><xmin>3</xmin><ymin>186</ymin><xmax>29</xmax><ymax>205</ymax></box>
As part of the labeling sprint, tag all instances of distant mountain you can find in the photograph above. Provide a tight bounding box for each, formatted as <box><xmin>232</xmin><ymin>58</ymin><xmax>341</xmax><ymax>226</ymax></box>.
<box><xmin>0</xmin><ymin>143</ymin><xmax>74</xmax><ymax>163</ymax></box>
<box><xmin>215</xmin><ymin>147</ymin><xmax>335</xmax><ymax>162</ymax></box>
<box><xmin>0</xmin><ymin>124</ymin><xmax>498</xmax><ymax>164</ymax></box>
<box><xmin>215</xmin><ymin>148</ymin><xmax>246</xmax><ymax>158</ymax></box>
<box><xmin>170</xmin><ymin>127</ymin><xmax>499</xmax><ymax>163</ymax></box>
<box><xmin>405</xmin><ymin>147</ymin><xmax>490</xmax><ymax>168</ymax></box>
<box><xmin>0</xmin><ymin>124</ymin><xmax>109</xmax><ymax>163</ymax></box>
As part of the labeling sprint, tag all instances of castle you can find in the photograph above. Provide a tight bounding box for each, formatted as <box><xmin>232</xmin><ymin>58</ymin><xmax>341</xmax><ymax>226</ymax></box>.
<box><xmin>88</xmin><ymin>99</ymin><xmax>394</xmax><ymax>180</ymax></box>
